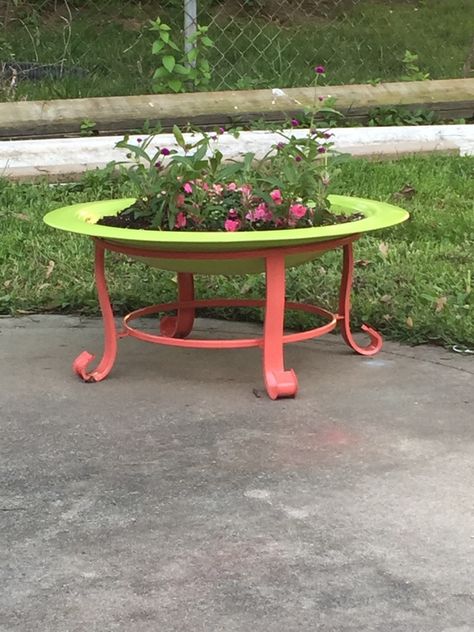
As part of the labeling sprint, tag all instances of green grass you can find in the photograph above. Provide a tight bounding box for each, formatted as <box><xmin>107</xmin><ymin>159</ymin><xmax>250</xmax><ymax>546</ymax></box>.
<box><xmin>1</xmin><ymin>154</ymin><xmax>473</xmax><ymax>346</ymax></box>
<box><xmin>0</xmin><ymin>0</ymin><xmax>471</xmax><ymax>101</ymax></box>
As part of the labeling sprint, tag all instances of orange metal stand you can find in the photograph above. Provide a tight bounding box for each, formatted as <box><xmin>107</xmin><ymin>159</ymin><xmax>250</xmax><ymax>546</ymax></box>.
<box><xmin>73</xmin><ymin>236</ymin><xmax>382</xmax><ymax>399</ymax></box>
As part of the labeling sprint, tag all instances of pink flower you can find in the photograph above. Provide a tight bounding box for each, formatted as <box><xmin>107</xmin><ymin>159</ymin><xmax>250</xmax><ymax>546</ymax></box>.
<box><xmin>291</xmin><ymin>118</ymin><xmax>300</xmax><ymax>127</ymax></box>
<box><xmin>318</xmin><ymin>96</ymin><xmax>325</xmax><ymax>102</ymax></box>
<box><xmin>213</xmin><ymin>184</ymin><xmax>224</xmax><ymax>195</ymax></box>
<box><xmin>289</xmin><ymin>204</ymin><xmax>307</xmax><ymax>219</ymax></box>
<box><xmin>183</xmin><ymin>182</ymin><xmax>193</xmax><ymax>194</ymax></box>
<box><xmin>227</xmin><ymin>182</ymin><xmax>238</xmax><ymax>191</ymax></box>
<box><xmin>224</xmin><ymin>219</ymin><xmax>240</xmax><ymax>232</ymax></box>
<box><xmin>254</xmin><ymin>203</ymin><xmax>269</xmax><ymax>221</ymax></box>
<box><xmin>240</xmin><ymin>184</ymin><xmax>252</xmax><ymax>197</ymax></box>
<box><xmin>314</xmin><ymin>65</ymin><xmax>325</xmax><ymax>74</ymax></box>
<box><xmin>270</xmin><ymin>189</ymin><xmax>283</xmax><ymax>205</ymax></box>
<box><xmin>174</xmin><ymin>212</ymin><xmax>187</xmax><ymax>229</ymax></box>
<box><xmin>176</xmin><ymin>194</ymin><xmax>185</xmax><ymax>207</ymax></box>
<box><xmin>246</xmin><ymin>203</ymin><xmax>273</xmax><ymax>222</ymax></box>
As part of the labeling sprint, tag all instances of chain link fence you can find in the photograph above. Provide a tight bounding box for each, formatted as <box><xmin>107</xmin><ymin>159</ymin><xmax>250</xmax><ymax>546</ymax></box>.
<box><xmin>0</xmin><ymin>0</ymin><xmax>472</xmax><ymax>100</ymax></box>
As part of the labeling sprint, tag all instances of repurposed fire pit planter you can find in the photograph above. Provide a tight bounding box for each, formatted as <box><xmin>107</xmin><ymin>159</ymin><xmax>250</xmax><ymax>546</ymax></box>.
<box><xmin>44</xmin><ymin>194</ymin><xmax>408</xmax><ymax>399</ymax></box>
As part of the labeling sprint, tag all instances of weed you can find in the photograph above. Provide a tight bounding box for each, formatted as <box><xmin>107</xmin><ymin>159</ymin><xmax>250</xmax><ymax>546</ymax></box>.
<box><xmin>149</xmin><ymin>17</ymin><xmax>214</xmax><ymax>93</ymax></box>
<box><xmin>367</xmin><ymin>107</ymin><xmax>439</xmax><ymax>127</ymax></box>
<box><xmin>400</xmin><ymin>50</ymin><xmax>430</xmax><ymax>82</ymax></box>
<box><xmin>80</xmin><ymin>118</ymin><xmax>98</xmax><ymax>136</ymax></box>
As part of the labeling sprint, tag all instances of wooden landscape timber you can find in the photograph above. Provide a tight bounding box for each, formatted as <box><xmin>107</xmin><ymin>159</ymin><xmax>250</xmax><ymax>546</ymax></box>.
<box><xmin>0</xmin><ymin>78</ymin><xmax>473</xmax><ymax>139</ymax></box>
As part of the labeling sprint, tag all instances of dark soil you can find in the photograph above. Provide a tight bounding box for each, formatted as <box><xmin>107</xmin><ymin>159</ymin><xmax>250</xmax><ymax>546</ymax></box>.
<box><xmin>97</xmin><ymin>212</ymin><xmax>153</xmax><ymax>230</ymax></box>
<box><xmin>97</xmin><ymin>203</ymin><xmax>365</xmax><ymax>232</ymax></box>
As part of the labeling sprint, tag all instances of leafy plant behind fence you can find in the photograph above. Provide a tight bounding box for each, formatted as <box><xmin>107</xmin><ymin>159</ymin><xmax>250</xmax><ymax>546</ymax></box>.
<box><xmin>0</xmin><ymin>0</ymin><xmax>471</xmax><ymax>100</ymax></box>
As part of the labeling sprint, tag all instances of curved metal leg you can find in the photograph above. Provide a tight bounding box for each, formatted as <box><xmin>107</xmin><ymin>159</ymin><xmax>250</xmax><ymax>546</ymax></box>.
<box><xmin>160</xmin><ymin>273</ymin><xmax>195</xmax><ymax>338</ymax></box>
<box><xmin>338</xmin><ymin>242</ymin><xmax>383</xmax><ymax>356</ymax></box>
<box><xmin>262</xmin><ymin>254</ymin><xmax>298</xmax><ymax>400</ymax></box>
<box><xmin>73</xmin><ymin>241</ymin><xmax>118</xmax><ymax>382</ymax></box>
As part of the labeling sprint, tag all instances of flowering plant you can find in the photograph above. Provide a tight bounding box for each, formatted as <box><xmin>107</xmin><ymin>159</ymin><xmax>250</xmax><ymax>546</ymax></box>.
<box><xmin>99</xmin><ymin>66</ymin><xmax>362</xmax><ymax>232</ymax></box>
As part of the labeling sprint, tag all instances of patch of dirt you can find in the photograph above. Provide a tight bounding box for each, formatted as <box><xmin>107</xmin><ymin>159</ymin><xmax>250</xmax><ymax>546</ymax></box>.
<box><xmin>96</xmin><ymin>201</ymin><xmax>365</xmax><ymax>232</ymax></box>
<box><xmin>116</xmin><ymin>17</ymin><xmax>146</xmax><ymax>32</ymax></box>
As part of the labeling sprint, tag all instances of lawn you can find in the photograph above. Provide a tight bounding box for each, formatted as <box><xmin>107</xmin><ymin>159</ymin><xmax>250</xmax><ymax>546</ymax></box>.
<box><xmin>1</xmin><ymin>153</ymin><xmax>473</xmax><ymax>346</ymax></box>
<box><xmin>0</xmin><ymin>0</ymin><xmax>471</xmax><ymax>100</ymax></box>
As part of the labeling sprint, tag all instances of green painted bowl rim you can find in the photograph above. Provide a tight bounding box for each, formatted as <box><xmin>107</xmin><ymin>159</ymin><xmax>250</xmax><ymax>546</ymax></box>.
<box><xmin>43</xmin><ymin>194</ymin><xmax>409</xmax><ymax>246</ymax></box>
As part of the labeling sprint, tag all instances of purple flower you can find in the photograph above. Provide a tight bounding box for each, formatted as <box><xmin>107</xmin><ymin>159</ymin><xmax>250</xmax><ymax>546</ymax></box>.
<box><xmin>291</xmin><ymin>118</ymin><xmax>300</xmax><ymax>127</ymax></box>
<box><xmin>323</xmin><ymin>132</ymin><xmax>333</xmax><ymax>139</ymax></box>
<box><xmin>137</xmin><ymin>138</ymin><xmax>143</xmax><ymax>143</ymax></box>
<box><xmin>314</xmin><ymin>65</ymin><xmax>325</xmax><ymax>74</ymax></box>
<box><xmin>161</xmin><ymin>147</ymin><xmax>170</xmax><ymax>155</ymax></box>
<box><xmin>295</xmin><ymin>155</ymin><xmax>302</xmax><ymax>162</ymax></box>
<box><xmin>318</xmin><ymin>147</ymin><xmax>327</xmax><ymax>154</ymax></box>
<box><xmin>276</xmin><ymin>142</ymin><xmax>286</xmax><ymax>150</ymax></box>
<box><xmin>318</xmin><ymin>96</ymin><xmax>325</xmax><ymax>102</ymax></box>
<box><xmin>218</xmin><ymin>127</ymin><xmax>225</xmax><ymax>134</ymax></box>
<box><xmin>155</xmin><ymin>162</ymin><xmax>163</xmax><ymax>170</ymax></box>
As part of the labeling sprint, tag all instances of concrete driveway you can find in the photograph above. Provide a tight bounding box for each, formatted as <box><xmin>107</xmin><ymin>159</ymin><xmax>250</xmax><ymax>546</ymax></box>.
<box><xmin>1</xmin><ymin>316</ymin><xmax>473</xmax><ymax>632</ymax></box>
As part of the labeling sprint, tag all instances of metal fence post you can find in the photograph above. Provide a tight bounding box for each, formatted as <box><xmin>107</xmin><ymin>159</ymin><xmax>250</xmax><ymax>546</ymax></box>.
<box><xmin>184</xmin><ymin>0</ymin><xmax>198</xmax><ymax>66</ymax></box>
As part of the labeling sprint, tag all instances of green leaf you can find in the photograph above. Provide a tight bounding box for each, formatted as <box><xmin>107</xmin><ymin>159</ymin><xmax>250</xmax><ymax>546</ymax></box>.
<box><xmin>162</xmin><ymin>55</ymin><xmax>176</xmax><ymax>73</ymax></box>
<box><xmin>148</xmin><ymin>18</ymin><xmax>161</xmax><ymax>31</ymax></box>
<box><xmin>243</xmin><ymin>152</ymin><xmax>255</xmax><ymax>172</ymax></box>
<box><xmin>169</xmin><ymin>155</ymin><xmax>193</xmax><ymax>166</ymax></box>
<box><xmin>152</xmin><ymin>67</ymin><xmax>167</xmax><ymax>79</ymax></box>
<box><xmin>192</xmin><ymin>143</ymin><xmax>208</xmax><ymax>163</ymax></box>
<box><xmin>152</xmin><ymin>40</ymin><xmax>165</xmax><ymax>54</ymax></box>
<box><xmin>173</xmin><ymin>125</ymin><xmax>186</xmax><ymax>148</ymax></box>
<box><xmin>160</xmin><ymin>31</ymin><xmax>170</xmax><ymax>44</ymax></box>
<box><xmin>167</xmin><ymin>39</ymin><xmax>181</xmax><ymax>51</ymax></box>
<box><xmin>318</xmin><ymin>107</ymin><xmax>343</xmax><ymax>117</ymax></box>
<box><xmin>159</xmin><ymin>23</ymin><xmax>172</xmax><ymax>31</ymax></box>
<box><xmin>187</xmin><ymin>48</ymin><xmax>198</xmax><ymax>62</ymax></box>
<box><xmin>116</xmin><ymin>141</ymin><xmax>152</xmax><ymax>163</ymax></box>
<box><xmin>173</xmin><ymin>63</ymin><xmax>191</xmax><ymax>76</ymax></box>
<box><xmin>201</xmin><ymin>36</ymin><xmax>214</xmax><ymax>47</ymax></box>
<box><xmin>168</xmin><ymin>79</ymin><xmax>183</xmax><ymax>92</ymax></box>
